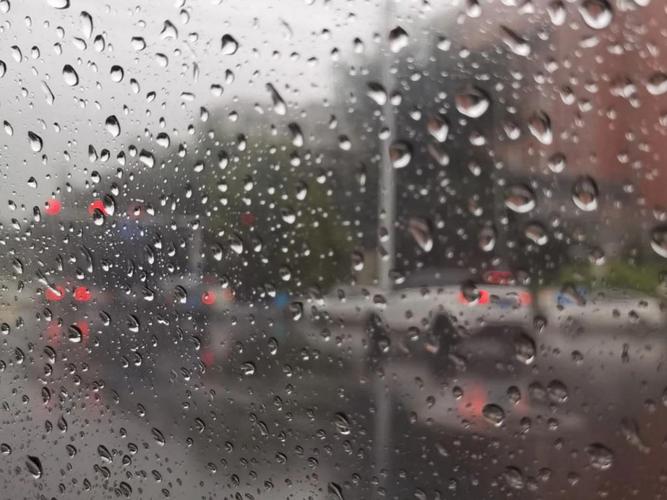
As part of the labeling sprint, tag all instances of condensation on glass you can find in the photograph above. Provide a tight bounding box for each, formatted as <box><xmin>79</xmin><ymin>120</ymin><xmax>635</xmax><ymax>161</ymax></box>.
<box><xmin>0</xmin><ymin>0</ymin><xmax>665</xmax><ymax>498</ymax></box>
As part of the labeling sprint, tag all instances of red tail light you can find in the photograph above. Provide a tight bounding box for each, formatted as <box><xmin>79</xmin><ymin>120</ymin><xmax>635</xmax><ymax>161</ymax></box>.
<box><xmin>46</xmin><ymin>320</ymin><xmax>60</xmax><ymax>344</ymax></box>
<box><xmin>519</xmin><ymin>292</ymin><xmax>532</xmax><ymax>306</ymax></box>
<box><xmin>45</xmin><ymin>199</ymin><xmax>62</xmax><ymax>216</ymax></box>
<box><xmin>240</xmin><ymin>212</ymin><xmax>256</xmax><ymax>226</ymax></box>
<box><xmin>458</xmin><ymin>289</ymin><xmax>490</xmax><ymax>305</ymax></box>
<box><xmin>201</xmin><ymin>291</ymin><xmax>216</xmax><ymax>305</ymax></box>
<box><xmin>201</xmin><ymin>350</ymin><xmax>214</xmax><ymax>367</ymax></box>
<box><xmin>457</xmin><ymin>382</ymin><xmax>487</xmax><ymax>420</ymax></box>
<box><xmin>73</xmin><ymin>286</ymin><xmax>92</xmax><ymax>302</ymax></box>
<box><xmin>88</xmin><ymin>199</ymin><xmax>107</xmax><ymax>215</ymax></box>
<box><xmin>483</xmin><ymin>270</ymin><xmax>514</xmax><ymax>285</ymax></box>
<box><xmin>74</xmin><ymin>320</ymin><xmax>90</xmax><ymax>346</ymax></box>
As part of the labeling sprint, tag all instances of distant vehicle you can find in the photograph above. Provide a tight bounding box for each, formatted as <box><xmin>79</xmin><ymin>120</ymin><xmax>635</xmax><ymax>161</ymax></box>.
<box><xmin>304</xmin><ymin>268</ymin><xmax>534</xmax><ymax>336</ymax></box>
<box><xmin>537</xmin><ymin>284</ymin><xmax>667</xmax><ymax>330</ymax></box>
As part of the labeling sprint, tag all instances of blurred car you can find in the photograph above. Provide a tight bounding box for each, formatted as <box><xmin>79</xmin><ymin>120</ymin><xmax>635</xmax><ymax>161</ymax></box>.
<box><xmin>537</xmin><ymin>284</ymin><xmax>667</xmax><ymax>330</ymax></box>
<box><xmin>304</xmin><ymin>268</ymin><xmax>534</xmax><ymax>336</ymax></box>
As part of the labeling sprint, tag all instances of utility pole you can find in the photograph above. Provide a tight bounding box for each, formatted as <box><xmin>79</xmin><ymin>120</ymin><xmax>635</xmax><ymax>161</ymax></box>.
<box><xmin>373</xmin><ymin>1</ymin><xmax>396</xmax><ymax>498</ymax></box>
<box><xmin>377</xmin><ymin>7</ymin><xmax>397</xmax><ymax>292</ymax></box>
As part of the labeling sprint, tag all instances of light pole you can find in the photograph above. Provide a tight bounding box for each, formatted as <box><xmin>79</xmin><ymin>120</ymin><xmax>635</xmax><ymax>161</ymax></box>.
<box><xmin>373</xmin><ymin>1</ymin><xmax>396</xmax><ymax>498</ymax></box>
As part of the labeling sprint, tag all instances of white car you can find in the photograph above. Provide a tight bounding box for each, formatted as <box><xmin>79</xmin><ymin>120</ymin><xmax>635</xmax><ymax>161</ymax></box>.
<box><xmin>305</xmin><ymin>269</ymin><xmax>535</xmax><ymax>335</ymax></box>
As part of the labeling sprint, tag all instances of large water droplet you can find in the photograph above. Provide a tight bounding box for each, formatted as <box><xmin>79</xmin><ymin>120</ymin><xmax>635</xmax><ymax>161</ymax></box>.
<box><xmin>579</xmin><ymin>0</ymin><xmax>613</xmax><ymax>30</ymax></box>
<box><xmin>46</xmin><ymin>0</ymin><xmax>69</xmax><ymax>8</ymax></box>
<box><xmin>139</xmin><ymin>149</ymin><xmax>155</xmax><ymax>168</ymax></box>
<box><xmin>426</xmin><ymin>114</ymin><xmax>449</xmax><ymax>142</ymax></box>
<box><xmin>500</xmin><ymin>26</ymin><xmax>531</xmax><ymax>57</ymax></box>
<box><xmin>97</xmin><ymin>444</ymin><xmax>112</xmax><ymax>463</ymax></box>
<box><xmin>161</xmin><ymin>20</ymin><xmax>178</xmax><ymax>40</ymax></box>
<box><xmin>524</xmin><ymin>222</ymin><xmax>548</xmax><ymax>246</ymax></box>
<box><xmin>67</xmin><ymin>324</ymin><xmax>83</xmax><ymax>343</ymax></box>
<box><xmin>460</xmin><ymin>280</ymin><xmax>482</xmax><ymax>304</ymax></box>
<box><xmin>572</xmin><ymin>176</ymin><xmax>598</xmax><ymax>211</ymax></box>
<box><xmin>110</xmin><ymin>65</ymin><xmax>124</xmax><ymax>82</ymax></box>
<box><xmin>221</xmin><ymin>34</ymin><xmax>238</xmax><ymax>55</ymax></box>
<box><xmin>241</xmin><ymin>361</ymin><xmax>256</xmax><ymax>376</ymax></box>
<box><xmin>151</xmin><ymin>427</ymin><xmax>165</xmax><ymax>446</ymax></box>
<box><xmin>119</xmin><ymin>481</ymin><xmax>132</xmax><ymax>497</ymax></box>
<box><xmin>650</xmin><ymin>226</ymin><xmax>667</xmax><ymax>258</ymax></box>
<box><xmin>547</xmin><ymin>380</ymin><xmax>568</xmax><ymax>404</ymax></box>
<box><xmin>266</xmin><ymin>83</ymin><xmax>286</xmax><ymax>115</ymax></box>
<box><xmin>388</xmin><ymin>26</ymin><xmax>408</xmax><ymax>53</ymax></box>
<box><xmin>389</xmin><ymin>141</ymin><xmax>412</xmax><ymax>169</ymax></box>
<box><xmin>105</xmin><ymin>115</ymin><xmax>120</xmax><ymax>137</ymax></box>
<box><xmin>351</xmin><ymin>250</ymin><xmax>364</xmax><ymax>272</ymax></box>
<box><xmin>466</xmin><ymin>0</ymin><xmax>482</xmax><ymax>17</ymax></box>
<box><xmin>92</xmin><ymin>208</ymin><xmax>105</xmax><ymax>226</ymax></box>
<box><xmin>547</xmin><ymin>0</ymin><xmax>566</xmax><ymax>26</ymax></box>
<box><xmin>505</xmin><ymin>184</ymin><xmax>535</xmax><ymax>213</ymax></box>
<box><xmin>646</xmin><ymin>72</ymin><xmax>667</xmax><ymax>96</ymax></box>
<box><xmin>174</xmin><ymin>285</ymin><xmax>188</xmax><ymax>304</ymax></box>
<box><xmin>103</xmin><ymin>194</ymin><xmax>116</xmax><ymax>215</ymax></box>
<box><xmin>586</xmin><ymin>443</ymin><xmax>614</xmax><ymax>470</ymax></box>
<box><xmin>528</xmin><ymin>111</ymin><xmax>553</xmax><ymax>145</ymax></box>
<box><xmin>327</xmin><ymin>481</ymin><xmax>345</xmax><ymax>500</ymax></box>
<box><xmin>333</xmin><ymin>413</ymin><xmax>351</xmax><ymax>435</ymax></box>
<box><xmin>482</xmin><ymin>403</ymin><xmax>505</xmax><ymax>427</ymax></box>
<box><xmin>25</xmin><ymin>456</ymin><xmax>43</xmax><ymax>479</ymax></box>
<box><xmin>455</xmin><ymin>86</ymin><xmax>490</xmax><ymax>118</ymax></box>
<box><xmin>57</xmin><ymin>415</ymin><xmax>68</xmax><ymax>433</ymax></box>
<box><xmin>62</xmin><ymin>64</ymin><xmax>79</xmax><ymax>86</ymax></box>
<box><xmin>503</xmin><ymin>467</ymin><xmax>525</xmax><ymax>490</ymax></box>
<box><xmin>547</xmin><ymin>152</ymin><xmax>566</xmax><ymax>173</ymax></box>
<box><xmin>130</xmin><ymin>37</ymin><xmax>146</xmax><ymax>51</ymax></box>
<box><xmin>514</xmin><ymin>332</ymin><xmax>536</xmax><ymax>364</ymax></box>
<box><xmin>366</xmin><ymin>82</ymin><xmax>387</xmax><ymax>105</ymax></box>
<box><xmin>281</xmin><ymin>206</ymin><xmax>296</xmax><ymax>224</ymax></box>
<box><xmin>288</xmin><ymin>123</ymin><xmax>303</xmax><ymax>147</ymax></box>
<box><xmin>80</xmin><ymin>11</ymin><xmax>93</xmax><ymax>39</ymax></box>
<box><xmin>478</xmin><ymin>226</ymin><xmax>496</xmax><ymax>252</ymax></box>
<box><xmin>289</xmin><ymin>301</ymin><xmax>303</xmax><ymax>321</ymax></box>
<box><xmin>408</xmin><ymin>217</ymin><xmax>433</xmax><ymax>252</ymax></box>
<box><xmin>28</xmin><ymin>131</ymin><xmax>43</xmax><ymax>152</ymax></box>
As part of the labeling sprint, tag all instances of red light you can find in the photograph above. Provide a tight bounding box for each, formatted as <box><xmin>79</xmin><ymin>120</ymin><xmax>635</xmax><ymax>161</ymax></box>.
<box><xmin>201</xmin><ymin>350</ymin><xmax>214</xmax><ymax>367</ymax></box>
<box><xmin>45</xmin><ymin>285</ymin><xmax>66</xmax><ymax>302</ymax></box>
<box><xmin>45</xmin><ymin>199</ymin><xmax>62</xmax><ymax>216</ymax></box>
<box><xmin>483</xmin><ymin>270</ymin><xmax>514</xmax><ymax>285</ymax></box>
<box><xmin>457</xmin><ymin>382</ymin><xmax>487</xmax><ymax>420</ymax></box>
<box><xmin>46</xmin><ymin>320</ymin><xmax>60</xmax><ymax>344</ymax></box>
<box><xmin>519</xmin><ymin>292</ymin><xmax>532</xmax><ymax>306</ymax></box>
<box><xmin>240</xmin><ymin>212</ymin><xmax>255</xmax><ymax>226</ymax></box>
<box><xmin>201</xmin><ymin>291</ymin><xmax>216</xmax><ymax>305</ymax></box>
<box><xmin>88</xmin><ymin>199</ymin><xmax>107</xmax><ymax>216</ymax></box>
<box><xmin>73</xmin><ymin>320</ymin><xmax>90</xmax><ymax>346</ymax></box>
<box><xmin>74</xmin><ymin>320</ymin><xmax>90</xmax><ymax>337</ymax></box>
<box><xmin>458</xmin><ymin>289</ymin><xmax>490</xmax><ymax>305</ymax></box>
<box><xmin>73</xmin><ymin>286</ymin><xmax>92</xmax><ymax>302</ymax></box>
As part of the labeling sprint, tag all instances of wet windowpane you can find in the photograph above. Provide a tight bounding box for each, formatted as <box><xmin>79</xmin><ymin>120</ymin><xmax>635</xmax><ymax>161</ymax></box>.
<box><xmin>0</xmin><ymin>0</ymin><xmax>666</xmax><ymax>498</ymax></box>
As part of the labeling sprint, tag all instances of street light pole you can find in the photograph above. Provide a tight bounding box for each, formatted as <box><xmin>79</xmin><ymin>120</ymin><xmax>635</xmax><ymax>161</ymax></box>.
<box><xmin>373</xmin><ymin>2</ymin><xmax>396</xmax><ymax>498</ymax></box>
<box><xmin>377</xmin><ymin>4</ymin><xmax>397</xmax><ymax>292</ymax></box>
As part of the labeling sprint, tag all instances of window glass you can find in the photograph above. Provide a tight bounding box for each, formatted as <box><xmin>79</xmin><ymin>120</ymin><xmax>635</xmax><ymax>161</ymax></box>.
<box><xmin>0</xmin><ymin>0</ymin><xmax>666</xmax><ymax>498</ymax></box>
